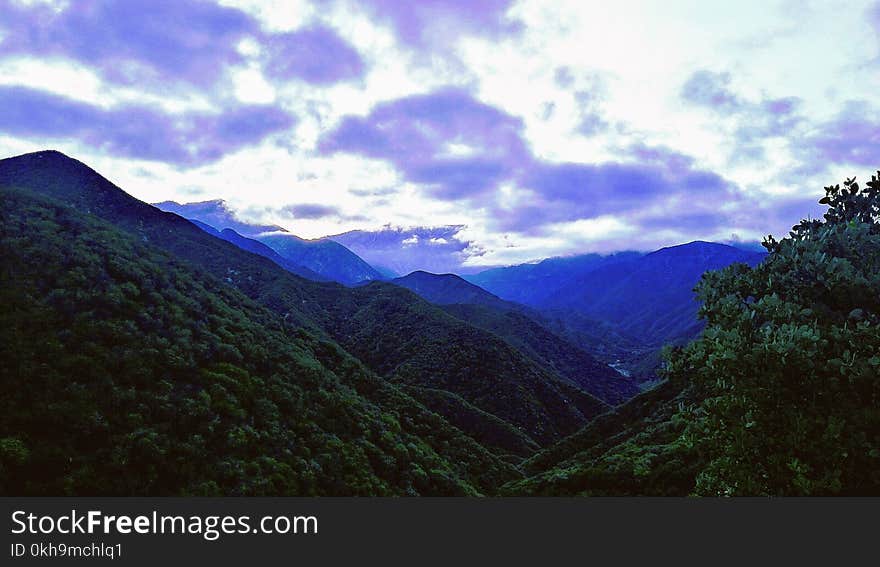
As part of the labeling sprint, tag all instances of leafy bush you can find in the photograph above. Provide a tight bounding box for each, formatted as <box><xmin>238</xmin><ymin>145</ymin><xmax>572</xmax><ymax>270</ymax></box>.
<box><xmin>668</xmin><ymin>172</ymin><xmax>880</xmax><ymax>495</ymax></box>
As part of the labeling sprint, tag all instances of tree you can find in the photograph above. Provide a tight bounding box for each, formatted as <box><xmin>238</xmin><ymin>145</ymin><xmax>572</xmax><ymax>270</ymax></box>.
<box><xmin>666</xmin><ymin>172</ymin><xmax>880</xmax><ymax>495</ymax></box>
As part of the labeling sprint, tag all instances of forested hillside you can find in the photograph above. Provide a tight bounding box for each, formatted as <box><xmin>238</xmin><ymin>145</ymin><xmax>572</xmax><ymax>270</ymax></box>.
<box><xmin>0</xmin><ymin>188</ymin><xmax>517</xmax><ymax>495</ymax></box>
<box><xmin>0</xmin><ymin>150</ymin><xmax>622</xmax><ymax>493</ymax></box>
<box><xmin>2</xmin><ymin>150</ymin><xmax>876</xmax><ymax>496</ymax></box>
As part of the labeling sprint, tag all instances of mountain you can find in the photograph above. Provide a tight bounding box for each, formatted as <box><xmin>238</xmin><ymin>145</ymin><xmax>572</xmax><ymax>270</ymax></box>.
<box><xmin>468</xmin><ymin>242</ymin><xmax>765</xmax><ymax>347</ymax></box>
<box><xmin>501</xmin><ymin>380</ymin><xmax>698</xmax><ymax>496</ymax></box>
<box><xmin>0</xmin><ymin>150</ymin><xmax>609</xmax><ymax>464</ymax></box>
<box><xmin>1</xmin><ymin>184</ymin><xmax>519</xmax><ymax>495</ymax></box>
<box><xmin>391</xmin><ymin>271</ymin><xmax>640</xmax><ymax>405</ymax></box>
<box><xmin>189</xmin><ymin>219</ymin><xmax>327</xmax><ymax>282</ymax></box>
<box><xmin>544</xmin><ymin>241</ymin><xmax>767</xmax><ymax>345</ymax></box>
<box><xmin>466</xmin><ymin>251</ymin><xmax>644</xmax><ymax>306</ymax></box>
<box><xmin>441</xmin><ymin>304</ymin><xmax>640</xmax><ymax>405</ymax></box>
<box><xmin>153</xmin><ymin>199</ymin><xmax>286</xmax><ymax>237</ymax></box>
<box><xmin>392</xmin><ymin>271</ymin><xmax>517</xmax><ymax>310</ymax></box>
<box><xmin>256</xmin><ymin>232</ymin><xmax>383</xmax><ymax>286</ymax></box>
<box><xmin>154</xmin><ymin>199</ymin><xmax>382</xmax><ymax>286</ymax></box>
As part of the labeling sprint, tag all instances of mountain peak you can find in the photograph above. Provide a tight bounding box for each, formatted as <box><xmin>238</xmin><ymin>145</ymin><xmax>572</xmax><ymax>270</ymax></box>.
<box><xmin>394</xmin><ymin>270</ymin><xmax>514</xmax><ymax>309</ymax></box>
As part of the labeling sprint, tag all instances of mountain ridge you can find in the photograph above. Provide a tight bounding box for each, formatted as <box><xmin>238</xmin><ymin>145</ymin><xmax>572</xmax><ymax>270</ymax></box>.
<box><xmin>0</xmin><ymin>149</ymin><xmax>612</xmax><ymax>454</ymax></box>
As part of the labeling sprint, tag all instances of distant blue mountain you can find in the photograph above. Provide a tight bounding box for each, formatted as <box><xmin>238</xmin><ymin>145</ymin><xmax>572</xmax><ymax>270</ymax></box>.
<box><xmin>154</xmin><ymin>199</ymin><xmax>383</xmax><ymax>285</ymax></box>
<box><xmin>327</xmin><ymin>225</ymin><xmax>473</xmax><ymax>276</ymax></box>
<box><xmin>465</xmin><ymin>251</ymin><xmax>644</xmax><ymax>306</ymax></box>
<box><xmin>468</xmin><ymin>241</ymin><xmax>766</xmax><ymax>346</ymax></box>
<box><xmin>256</xmin><ymin>233</ymin><xmax>383</xmax><ymax>286</ymax></box>
<box><xmin>188</xmin><ymin>219</ymin><xmax>327</xmax><ymax>282</ymax></box>
<box><xmin>393</xmin><ymin>270</ymin><xmax>516</xmax><ymax>310</ymax></box>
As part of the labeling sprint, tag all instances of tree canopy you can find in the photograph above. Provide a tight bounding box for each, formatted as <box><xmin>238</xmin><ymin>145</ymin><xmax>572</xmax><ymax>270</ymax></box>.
<box><xmin>668</xmin><ymin>172</ymin><xmax>880</xmax><ymax>495</ymax></box>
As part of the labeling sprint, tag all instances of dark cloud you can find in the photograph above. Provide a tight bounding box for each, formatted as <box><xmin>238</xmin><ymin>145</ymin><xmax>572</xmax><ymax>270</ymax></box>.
<box><xmin>349</xmin><ymin>0</ymin><xmax>522</xmax><ymax>49</ymax></box>
<box><xmin>0</xmin><ymin>1</ymin><xmax>369</xmax><ymax>89</ymax></box>
<box><xmin>319</xmin><ymin>87</ymin><xmax>529</xmax><ymax>199</ymax></box>
<box><xmin>680</xmin><ymin>70</ymin><xmax>807</xmax><ymax>163</ymax></box>
<box><xmin>0</xmin><ymin>0</ymin><xmax>257</xmax><ymax>86</ymax></box>
<box><xmin>495</xmin><ymin>159</ymin><xmax>736</xmax><ymax>234</ymax></box>
<box><xmin>264</xmin><ymin>25</ymin><xmax>365</xmax><ymax>85</ymax></box>
<box><xmin>322</xmin><ymin>87</ymin><xmax>742</xmax><ymax>238</ymax></box>
<box><xmin>628</xmin><ymin>143</ymin><xmax>696</xmax><ymax>174</ymax></box>
<box><xmin>0</xmin><ymin>85</ymin><xmax>294</xmax><ymax>167</ymax></box>
<box><xmin>280</xmin><ymin>203</ymin><xmax>343</xmax><ymax>219</ymax></box>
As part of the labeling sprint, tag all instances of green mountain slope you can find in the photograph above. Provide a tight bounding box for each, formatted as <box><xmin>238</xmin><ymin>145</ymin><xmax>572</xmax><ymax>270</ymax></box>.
<box><xmin>391</xmin><ymin>270</ymin><xmax>639</xmax><ymax>405</ymax></box>
<box><xmin>441</xmin><ymin>304</ymin><xmax>640</xmax><ymax>405</ymax></box>
<box><xmin>0</xmin><ymin>150</ymin><xmax>607</xmax><ymax>463</ymax></box>
<box><xmin>501</xmin><ymin>381</ymin><xmax>699</xmax><ymax>496</ymax></box>
<box><xmin>0</xmin><ymin>188</ymin><xmax>519</xmax><ymax>495</ymax></box>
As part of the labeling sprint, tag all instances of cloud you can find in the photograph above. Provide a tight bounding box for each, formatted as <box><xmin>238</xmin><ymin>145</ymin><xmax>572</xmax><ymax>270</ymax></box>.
<box><xmin>798</xmin><ymin>100</ymin><xmax>880</xmax><ymax>167</ymax></box>
<box><xmin>495</xmin><ymin>159</ymin><xmax>736</xmax><ymax>234</ymax></box>
<box><xmin>321</xmin><ymin>87</ymin><xmax>741</xmax><ymax>240</ymax></box>
<box><xmin>280</xmin><ymin>203</ymin><xmax>342</xmax><ymax>219</ymax></box>
<box><xmin>681</xmin><ymin>70</ymin><xmax>742</xmax><ymax>113</ymax></box>
<box><xmin>0</xmin><ymin>0</ymin><xmax>257</xmax><ymax>87</ymax></box>
<box><xmin>319</xmin><ymin>87</ymin><xmax>530</xmax><ymax>200</ymax></box>
<box><xmin>329</xmin><ymin>224</ymin><xmax>475</xmax><ymax>274</ymax></box>
<box><xmin>263</xmin><ymin>25</ymin><xmax>366</xmax><ymax>85</ymax></box>
<box><xmin>349</xmin><ymin>0</ymin><xmax>522</xmax><ymax>49</ymax></box>
<box><xmin>0</xmin><ymin>85</ymin><xmax>294</xmax><ymax>166</ymax></box>
<box><xmin>680</xmin><ymin>69</ymin><xmax>807</xmax><ymax>161</ymax></box>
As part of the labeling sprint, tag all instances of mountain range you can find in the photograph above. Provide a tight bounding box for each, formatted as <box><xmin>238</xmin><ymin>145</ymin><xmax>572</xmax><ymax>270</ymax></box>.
<box><xmin>468</xmin><ymin>242</ymin><xmax>766</xmax><ymax>346</ymax></box>
<box><xmin>0</xmin><ymin>150</ymin><xmax>638</xmax><ymax>493</ymax></box>
<box><xmin>160</xmin><ymin>196</ymin><xmax>765</xmax><ymax>352</ymax></box>
<box><xmin>153</xmin><ymin>200</ymin><xmax>383</xmax><ymax>285</ymax></box>
<box><xmin>0</xmin><ymin>149</ymin><xmax>775</xmax><ymax>496</ymax></box>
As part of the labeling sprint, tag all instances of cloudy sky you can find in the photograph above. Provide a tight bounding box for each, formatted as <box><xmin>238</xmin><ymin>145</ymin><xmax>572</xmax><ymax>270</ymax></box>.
<box><xmin>1</xmin><ymin>0</ymin><xmax>878</xmax><ymax>269</ymax></box>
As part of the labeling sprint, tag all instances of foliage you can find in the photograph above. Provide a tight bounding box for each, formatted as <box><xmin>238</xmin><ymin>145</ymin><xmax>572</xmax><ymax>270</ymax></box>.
<box><xmin>0</xmin><ymin>188</ymin><xmax>517</xmax><ymax>495</ymax></box>
<box><xmin>0</xmin><ymin>150</ymin><xmax>610</xmax><ymax>455</ymax></box>
<box><xmin>666</xmin><ymin>173</ymin><xmax>880</xmax><ymax>495</ymax></box>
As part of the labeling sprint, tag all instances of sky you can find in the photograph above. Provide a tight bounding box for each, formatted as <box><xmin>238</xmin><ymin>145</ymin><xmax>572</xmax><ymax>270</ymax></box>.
<box><xmin>0</xmin><ymin>0</ymin><xmax>878</xmax><ymax>270</ymax></box>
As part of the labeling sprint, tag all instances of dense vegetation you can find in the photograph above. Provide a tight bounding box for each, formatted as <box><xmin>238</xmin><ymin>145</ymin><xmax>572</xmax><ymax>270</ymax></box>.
<box><xmin>442</xmin><ymin>304</ymin><xmax>639</xmax><ymax>405</ymax></box>
<box><xmin>0</xmin><ymin>188</ymin><xmax>518</xmax><ymax>495</ymax></box>
<box><xmin>508</xmin><ymin>172</ymin><xmax>880</xmax><ymax>496</ymax></box>
<box><xmin>2</xmin><ymin>149</ymin><xmax>877</xmax><ymax>496</ymax></box>
<box><xmin>667</xmin><ymin>173</ymin><xmax>880</xmax><ymax>495</ymax></box>
<box><xmin>0</xmin><ymin>151</ymin><xmax>618</xmax><ymax>456</ymax></box>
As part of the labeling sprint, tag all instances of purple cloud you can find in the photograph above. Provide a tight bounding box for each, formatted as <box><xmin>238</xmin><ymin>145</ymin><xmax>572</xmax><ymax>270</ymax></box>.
<box><xmin>264</xmin><ymin>25</ymin><xmax>365</xmax><ymax>85</ymax></box>
<box><xmin>319</xmin><ymin>87</ymin><xmax>530</xmax><ymax>199</ymax></box>
<box><xmin>280</xmin><ymin>203</ymin><xmax>343</xmax><ymax>219</ymax></box>
<box><xmin>0</xmin><ymin>86</ymin><xmax>293</xmax><ymax>166</ymax></box>
<box><xmin>351</xmin><ymin>0</ymin><xmax>521</xmax><ymax>48</ymax></box>
<box><xmin>0</xmin><ymin>0</ymin><xmax>257</xmax><ymax>86</ymax></box>
<box><xmin>799</xmin><ymin>100</ymin><xmax>880</xmax><ymax>167</ymax></box>
<box><xmin>329</xmin><ymin>225</ymin><xmax>476</xmax><ymax>275</ymax></box>
<box><xmin>322</xmin><ymin>88</ymin><xmax>741</xmax><ymax>239</ymax></box>
<box><xmin>681</xmin><ymin>70</ymin><xmax>742</xmax><ymax>113</ymax></box>
<box><xmin>494</xmin><ymin>160</ymin><xmax>735</xmax><ymax>233</ymax></box>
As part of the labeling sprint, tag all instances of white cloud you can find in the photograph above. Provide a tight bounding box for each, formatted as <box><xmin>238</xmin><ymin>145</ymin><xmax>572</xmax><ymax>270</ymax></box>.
<box><xmin>2</xmin><ymin>0</ymin><xmax>878</xmax><ymax>268</ymax></box>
